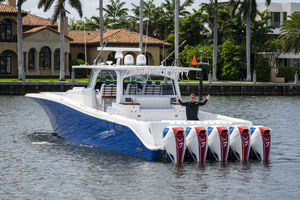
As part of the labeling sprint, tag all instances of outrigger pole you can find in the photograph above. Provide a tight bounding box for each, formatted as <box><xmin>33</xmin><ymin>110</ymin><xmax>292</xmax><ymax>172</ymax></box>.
<box><xmin>174</xmin><ymin>0</ymin><xmax>180</xmax><ymax>67</ymax></box>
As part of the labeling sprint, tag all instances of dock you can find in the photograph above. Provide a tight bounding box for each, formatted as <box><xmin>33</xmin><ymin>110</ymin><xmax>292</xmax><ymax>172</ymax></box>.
<box><xmin>0</xmin><ymin>81</ymin><xmax>299</xmax><ymax>96</ymax></box>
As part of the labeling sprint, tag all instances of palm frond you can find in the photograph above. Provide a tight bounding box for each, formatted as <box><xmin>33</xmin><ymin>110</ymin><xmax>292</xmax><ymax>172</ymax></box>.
<box><xmin>69</xmin><ymin>0</ymin><xmax>83</xmax><ymax>18</ymax></box>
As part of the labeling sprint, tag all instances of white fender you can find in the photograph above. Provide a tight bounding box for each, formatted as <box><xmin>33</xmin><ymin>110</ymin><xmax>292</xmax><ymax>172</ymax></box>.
<box><xmin>250</xmin><ymin>126</ymin><xmax>271</xmax><ymax>161</ymax></box>
<box><xmin>229</xmin><ymin>126</ymin><xmax>251</xmax><ymax>161</ymax></box>
<box><xmin>207</xmin><ymin>126</ymin><xmax>229</xmax><ymax>161</ymax></box>
<box><xmin>186</xmin><ymin>126</ymin><xmax>208</xmax><ymax>162</ymax></box>
<box><xmin>162</xmin><ymin>127</ymin><xmax>186</xmax><ymax>164</ymax></box>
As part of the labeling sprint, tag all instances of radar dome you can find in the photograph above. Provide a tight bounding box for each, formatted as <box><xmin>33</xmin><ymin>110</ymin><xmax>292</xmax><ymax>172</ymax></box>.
<box><xmin>137</xmin><ymin>54</ymin><xmax>147</xmax><ymax>66</ymax></box>
<box><xmin>124</xmin><ymin>54</ymin><xmax>134</xmax><ymax>65</ymax></box>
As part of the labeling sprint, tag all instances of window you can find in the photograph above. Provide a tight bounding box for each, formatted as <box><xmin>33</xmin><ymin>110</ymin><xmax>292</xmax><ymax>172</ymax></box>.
<box><xmin>0</xmin><ymin>51</ymin><xmax>12</xmax><ymax>74</ymax></box>
<box><xmin>0</xmin><ymin>19</ymin><xmax>12</xmax><ymax>42</ymax></box>
<box><xmin>28</xmin><ymin>48</ymin><xmax>35</xmax><ymax>71</ymax></box>
<box><xmin>39</xmin><ymin>46</ymin><xmax>51</xmax><ymax>70</ymax></box>
<box><xmin>54</xmin><ymin>49</ymin><xmax>60</xmax><ymax>70</ymax></box>
<box><xmin>283</xmin><ymin>12</ymin><xmax>287</xmax><ymax>22</ymax></box>
<box><xmin>270</xmin><ymin>12</ymin><xmax>281</xmax><ymax>28</ymax></box>
<box><xmin>123</xmin><ymin>75</ymin><xmax>176</xmax><ymax>95</ymax></box>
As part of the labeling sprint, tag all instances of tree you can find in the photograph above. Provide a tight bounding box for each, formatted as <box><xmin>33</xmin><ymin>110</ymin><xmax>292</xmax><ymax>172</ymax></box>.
<box><xmin>280</xmin><ymin>12</ymin><xmax>300</xmax><ymax>54</ymax></box>
<box><xmin>161</xmin><ymin>0</ymin><xmax>194</xmax><ymax>39</ymax></box>
<box><xmin>212</xmin><ymin>0</ymin><xmax>218</xmax><ymax>81</ymax></box>
<box><xmin>179</xmin><ymin>9</ymin><xmax>207</xmax><ymax>45</ymax></box>
<box><xmin>16</xmin><ymin>0</ymin><xmax>27</xmax><ymax>81</ymax></box>
<box><xmin>38</xmin><ymin>0</ymin><xmax>83</xmax><ymax>81</ymax></box>
<box><xmin>201</xmin><ymin>1</ymin><xmax>219</xmax><ymax>80</ymax></box>
<box><xmin>69</xmin><ymin>17</ymin><xmax>85</xmax><ymax>30</ymax></box>
<box><xmin>103</xmin><ymin>0</ymin><xmax>128</xmax><ymax>29</ymax></box>
<box><xmin>231</xmin><ymin>0</ymin><xmax>271</xmax><ymax>81</ymax></box>
<box><xmin>131</xmin><ymin>0</ymin><xmax>167</xmax><ymax>40</ymax></box>
<box><xmin>220</xmin><ymin>40</ymin><xmax>245</xmax><ymax>80</ymax></box>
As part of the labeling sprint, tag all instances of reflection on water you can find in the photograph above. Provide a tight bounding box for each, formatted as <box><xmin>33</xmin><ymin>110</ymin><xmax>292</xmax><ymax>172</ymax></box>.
<box><xmin>0</xmin><ymin>96</ymin><xmax>300</xmax><ymax>199</ymax></box>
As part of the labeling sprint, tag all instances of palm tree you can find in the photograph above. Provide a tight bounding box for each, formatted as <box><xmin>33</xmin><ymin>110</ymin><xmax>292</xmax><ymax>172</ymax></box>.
<box><xmin>161</xmin><ymin>0</ymin><xmax>194</xmax><ymax>37</ymax></box>
<box><xmin>280</xmin><ymin>12</ymin><xmax>300</xmax><ymax>54</ymax></box>
<box><xmin>200</xmin><ymin>1</ymin><xmax>218</xmax><ymax>80</ymax></box>
<box><xmin>212</xmin><ymin>0</ymin><xmax>218</xmax><ymax>81</ymax></box>
<box><xmin>38</xmin><ymin>0</ymin><xmax>83</xmax><ymax>81</ymax></box>
<box><xmin>231</xmin><ymin>0</ymin><xmax>271</xmax><ymax>81</ymax></box>
<box><xmin>103</xmin><ymin>0</ymin><xmax>128</xmax><ymax>29</ymax></box>
<box><xmin>16</xmin><ymin>0</ymin><xmax>27</xmax><ymax>81</ymax></box>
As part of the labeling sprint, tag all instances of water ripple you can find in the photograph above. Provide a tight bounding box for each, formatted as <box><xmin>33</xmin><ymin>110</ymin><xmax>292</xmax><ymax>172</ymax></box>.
<box><xmin>0</xmin><ymin>95</ymin><xmax>300</xmax><ymax>200</ymax></box>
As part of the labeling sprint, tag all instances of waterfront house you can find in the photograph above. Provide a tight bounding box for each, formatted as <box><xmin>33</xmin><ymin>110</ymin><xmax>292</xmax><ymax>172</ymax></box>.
<box><xmin>0</xmin><ymin>0</ymin><xmax>170</xmax><ymax>78</ymax></box>
<box><xmin>257</xmin><ymin>2</ymin><xmax>300</xmax><ymax>82</ymax></box>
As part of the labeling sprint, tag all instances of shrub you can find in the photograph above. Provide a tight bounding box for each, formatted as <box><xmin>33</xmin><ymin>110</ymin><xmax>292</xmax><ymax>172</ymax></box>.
<box><xmin>69</xmin><ymin>59</ymin><xmax>89</xmax><ymax>78</ymax></box>
<box><xmin>220</xmin><ymin>40</ymin><xmax>245</xmax><ymax>80</ymax></box>
<box><xmin>255</xmin><ymin>55</ymin><xmax>271</xmax><ymax>82</ymax></box>
<box><xmin>278</xmin><ymin>66</ymin><xmax>296</xmax><ymax>82</ymax></box>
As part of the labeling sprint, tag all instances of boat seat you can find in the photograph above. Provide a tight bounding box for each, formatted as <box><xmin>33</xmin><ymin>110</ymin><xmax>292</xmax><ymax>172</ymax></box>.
<box><xmin>143</xmin><ymin>81</ymin><xmax>162</xmax><ymax>95</ymax></box>
<box><xmin>126</xmin><ymin>81</ymin><xmax>138</xmax><ymax>95</ymax></box>
<box><xmin>100</xmin><ymin>81</ymin><xmax>117</xmax><ymax>98</ymax></box>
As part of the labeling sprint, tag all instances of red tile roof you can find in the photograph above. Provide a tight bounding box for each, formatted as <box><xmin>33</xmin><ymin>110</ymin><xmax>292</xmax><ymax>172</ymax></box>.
<box><xmin>22</xmin><ymin>13</ymin><xmax>57</xmax><ymax>27</ymax></box>
<box><xmin>0</xmin><ymin>3</ymin><xmax>26</xmax><ymax>15</ymax></box>
<box><xmin>69</xmin><ymin>29</ymin><xmax>171</xmax><ymax>47</ymax></box>
<box><xmin>68</xmin><ymin>30</ymin><xmax>100</xmax><ymax>44</ymax></box>
<box><xmin>23</xmin><ymin>26</ymin><xmax>72</xmax><ymax>40</ymax></box>
<box><xmin>0</xmin><ymin>3</ymin><xmax>56</xmax><ymax>27</ymax></box>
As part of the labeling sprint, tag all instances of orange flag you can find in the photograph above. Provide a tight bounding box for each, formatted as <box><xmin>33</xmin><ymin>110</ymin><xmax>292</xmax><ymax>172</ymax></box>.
<box><xmin>191</xmin><ymin>56</ymin><xmax>198</xmax><ymax>66</ymax></box>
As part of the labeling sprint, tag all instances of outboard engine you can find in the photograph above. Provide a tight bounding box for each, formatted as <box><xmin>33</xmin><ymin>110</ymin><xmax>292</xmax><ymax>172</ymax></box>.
<box><xmin>229</xmin><ymin>126</ymin><xmax>251</xmax><ymax>161</ymax></box>
<box><xmin>186</xmin><ymin>126</ymin><xmax>208</xmax><ymax>162</ymax></box>
<box><xmin>207</xmin><ymin>126</ymin><xmax>229</xmax><ymax>161</ymax></box>
<box><xmin>162</xmin><ymin>127</ymin><xmax>186</xmax><ymax>164</ymax></box>
<box><xmin>250</xmin><ymin>126</ymin><xmax>271</xmax><ymax>161</ymax></box>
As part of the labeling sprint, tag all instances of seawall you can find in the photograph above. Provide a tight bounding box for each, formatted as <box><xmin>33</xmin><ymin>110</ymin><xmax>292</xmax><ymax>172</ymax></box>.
<box><xmin>0</xmin><ymin>82</ymin><xmax>300</xmax><ymax>96</ymax></box>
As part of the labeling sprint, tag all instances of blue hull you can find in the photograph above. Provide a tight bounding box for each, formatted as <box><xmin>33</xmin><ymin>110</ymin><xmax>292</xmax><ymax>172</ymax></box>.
<box><xmin>33</xmin><ymin>98</ymin><xmax>160</xmax><ymax>161</ymax></box>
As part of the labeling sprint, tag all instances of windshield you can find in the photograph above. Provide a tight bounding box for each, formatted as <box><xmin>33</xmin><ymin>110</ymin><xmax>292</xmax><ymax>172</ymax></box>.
<box><xmin>94</xmin><ymin>70</ymin><xmax>117</xmax><ymax>90</ymax></box>
<box><xmin>123</xmin><ymin>75</ymin><xmax>176</xmax><ymax>95</ymax></box>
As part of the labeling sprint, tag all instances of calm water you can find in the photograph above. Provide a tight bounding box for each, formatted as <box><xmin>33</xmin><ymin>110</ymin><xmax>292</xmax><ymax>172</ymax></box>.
<box><xmin>0</xmin><ymin>95</ymin><xmax>300</xmax><ymax>200</ymax></box>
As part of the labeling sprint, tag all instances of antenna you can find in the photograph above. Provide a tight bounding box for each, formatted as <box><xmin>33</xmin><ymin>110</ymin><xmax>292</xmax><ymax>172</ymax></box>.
<box><xmin>161</xmin><ymin>40</ymin><xmax>186</xmax><ymax>66</ymax></box>
<box><xmin>93</xmin><ymin>37</ymin><xmax>110</xmax><ymax>65</ymax></box>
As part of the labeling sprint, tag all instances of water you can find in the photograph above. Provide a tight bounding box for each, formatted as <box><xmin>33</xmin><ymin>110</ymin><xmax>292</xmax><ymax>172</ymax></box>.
<box><xmin>0</xmin><ymin>95</ymin><xmax>300</xmax><ymax>200</ymax></box>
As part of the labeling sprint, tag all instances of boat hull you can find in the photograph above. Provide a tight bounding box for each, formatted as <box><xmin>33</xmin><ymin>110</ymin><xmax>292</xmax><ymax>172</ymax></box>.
<box><xmin>32</xmin><ymin>98</ymin><xmax>160</xmax><ymax>161</ymax></box>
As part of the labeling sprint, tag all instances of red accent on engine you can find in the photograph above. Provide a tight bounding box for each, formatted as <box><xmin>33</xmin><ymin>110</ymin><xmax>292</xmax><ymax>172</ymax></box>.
<box><xmin>217</xmin><ymin>127</ymin><xmax>229</xmax><ymax>161</ymax></box>
<box><xmin>240</xmin><ymin>128</ymin><xmax>250</xmax><ymax>161</ymax></box>
<box><xmin>172</xmin><ymin>127</ymin><xmax>185</xmax><ymax>164</ymax></box>
<box><xmin>259</xmin><ymin>127</ymin><xmax>271</xmax><ymax>161</ymax></box>
<box><xmin>195</xmin><ymin>127</ymin><xmax>207</xmax><ymax>162</ymax></box>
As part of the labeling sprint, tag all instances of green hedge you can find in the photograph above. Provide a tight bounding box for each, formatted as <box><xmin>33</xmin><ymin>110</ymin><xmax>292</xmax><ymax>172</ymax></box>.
<box><xmin>278</xmin><ymin>66</ymin><xmax>297</xmax><ymax>82</ymax></box>
<box><xmin>255</xmin><ymin>55</ymin><xmax>271</xmax><ymax>82</ymax></box>
<box><xmin>70</xmin><ymin>59</ymin><xmax>89</xmax><ymax>78</ymax></box>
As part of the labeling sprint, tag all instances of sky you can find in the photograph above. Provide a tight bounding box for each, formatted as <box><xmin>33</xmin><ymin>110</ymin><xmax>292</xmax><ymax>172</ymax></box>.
<box><xmin>21</xmin><ymin>0</ymin><xmax>300</xmax><ymax>21</ymax></box>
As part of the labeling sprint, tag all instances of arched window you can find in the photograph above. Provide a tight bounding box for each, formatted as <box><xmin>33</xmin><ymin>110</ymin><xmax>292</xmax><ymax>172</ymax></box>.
<box><xmin>54</xmin><ymin>49</ymin><xmax>60</xmax><ymax>70</ymax></box>
<box><xmin>39</xmin><ymin>46</ymin><xmax>51</xmax><ymax>70</ymax></box>
<box><xmin>77</xmin><ymin>53</ymin><xmax>85</xmax><ymax>61</ymax></box>
<box><xmin>28</xmin><ymin>48</ymin><xmax>36</xmax><ymax>71</ymax></box>
<box><xmin>0</xmin><ymin>50</ymin><xmax>12</xmax><ymax>74</ymax></box>
<box><xmin>0</xmin><ymin>19</ymin><xmax>12</xmax><ymax>42</ymax></box>
<box><xmin>146</xmin><ymin>52</ymin><xmax>154</xmax><ymax>65</ymax></box>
